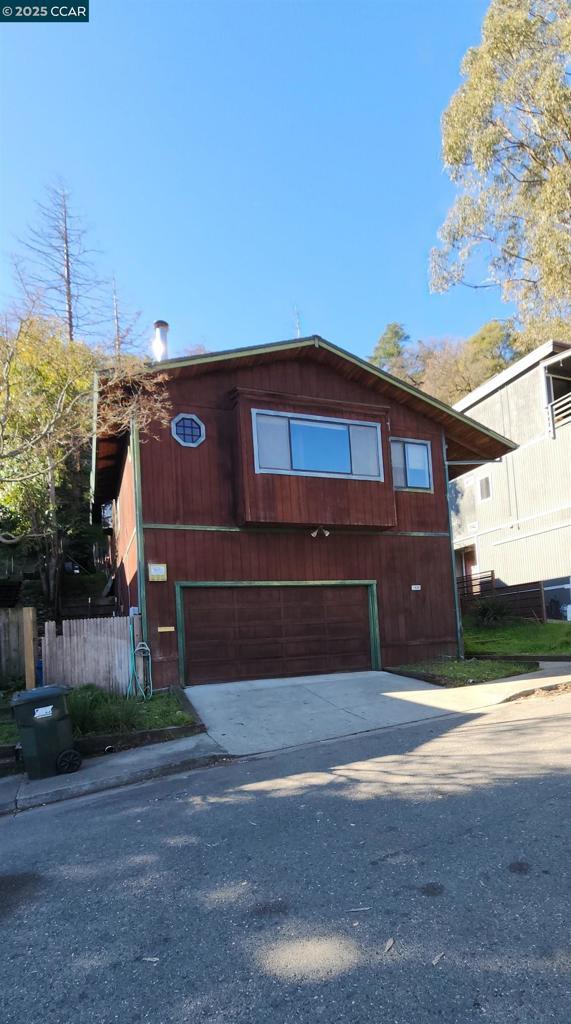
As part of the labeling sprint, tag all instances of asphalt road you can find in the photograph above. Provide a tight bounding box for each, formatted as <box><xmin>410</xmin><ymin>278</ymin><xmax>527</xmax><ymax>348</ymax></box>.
<box><xmin>1</xmin><ymin>694</ymin><xmax>569</xmax><ymax>1024</ymax></box>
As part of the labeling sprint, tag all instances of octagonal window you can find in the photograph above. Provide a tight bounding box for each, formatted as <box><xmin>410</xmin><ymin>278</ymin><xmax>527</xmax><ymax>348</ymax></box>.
<box><xmin>171</xmin><ymin>413</ymin><xmax>206</xmax><ymax>448</ymax></box>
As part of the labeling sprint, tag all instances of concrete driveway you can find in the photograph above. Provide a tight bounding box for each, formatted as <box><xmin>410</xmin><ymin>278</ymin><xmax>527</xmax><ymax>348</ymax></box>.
<box><xmin>185</xmin><ymin>664</ymin><xmax>571</xmax><ymax>755</ymax></box>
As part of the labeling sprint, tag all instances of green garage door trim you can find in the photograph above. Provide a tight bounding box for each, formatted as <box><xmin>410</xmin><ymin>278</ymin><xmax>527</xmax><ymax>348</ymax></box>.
<box><xmin>174</xmin><ymin>580</ymin><xmax>381</xmax><ymax>687</ymax></box>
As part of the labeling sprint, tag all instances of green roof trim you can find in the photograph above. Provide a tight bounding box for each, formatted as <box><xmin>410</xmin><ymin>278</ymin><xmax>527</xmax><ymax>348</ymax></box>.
<box><xmin>145</xmin><ymin>334</ymin><xmax>517</xmax><ymax>454</ymax></box>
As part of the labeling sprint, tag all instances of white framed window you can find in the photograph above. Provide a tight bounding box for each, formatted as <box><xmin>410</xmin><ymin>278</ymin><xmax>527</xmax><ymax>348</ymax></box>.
<box><xmin>252</xmin><ymin>409</ymin><xmax>384</xmax><ymax>481</ymax></box>
<box><xmin>390</xmin><ymin>438</ymin><xmax>432</xmax><ymax>491</ymax></box>
<box><xmin>478</xmin><ymin>476</ymin><xmax>492</xmax><ymax>501</ymax></box>
<box><xmin>171</xmin><ymin>413</ymin><xmax>206</xmax><ymax>448</ymax></box>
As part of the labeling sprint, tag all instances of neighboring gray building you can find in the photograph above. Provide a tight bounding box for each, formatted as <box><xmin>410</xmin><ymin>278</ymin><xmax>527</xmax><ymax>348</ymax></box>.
<box><xmin>450</xmin><ymin>340</ymin><xmax>571</xmax><ymax>620</ymax></box>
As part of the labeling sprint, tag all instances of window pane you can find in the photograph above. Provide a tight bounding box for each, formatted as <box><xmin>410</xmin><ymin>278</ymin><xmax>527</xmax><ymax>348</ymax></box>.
<box><xmin>175</xmin><ymin>416</ymin><xmax>202</xmax><ymax>445</ymax></box>
<box><xmin>479</xmin><ymin>477</ymin><xmax>491</xmax><ymax>500</ymax></box>
<box><xmin>390</xmin><ymin>440</ymin><xmax>406</xmax><ymax>487</ymax></box>
<box><xmin>551</xmin><ymin>376</ymin><xmax>571</xmax><ymax>401</ymax></box>
<box><xmin>349</xmin><ymin>425</ymin><xmax>381</xmax><ymax>477</ymax></box>
<box><xmin>256</xmin><ymin>414</ymin><xmax>291</xmax><ymax>470</ymax></box>
<box><xmin>290</xmin><ymin>420</ymin><xmax>351</xmax><ymax>474</ymax></box>
<box><xmin>544</xmin><ymin>586</ymin><xmax>571</xmax><ymax>620</ymax></box>
<box><xmin>406</xmin><ymin>443</ymin><xmax>430</xmax><ymax>488</ymax></box>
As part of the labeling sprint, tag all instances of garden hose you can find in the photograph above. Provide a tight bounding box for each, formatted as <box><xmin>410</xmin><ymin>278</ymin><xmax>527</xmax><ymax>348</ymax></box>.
<box><xmin>127</xmin><ymin>618</ymin><xmax>153</xmax><ymax>700</ymax></box>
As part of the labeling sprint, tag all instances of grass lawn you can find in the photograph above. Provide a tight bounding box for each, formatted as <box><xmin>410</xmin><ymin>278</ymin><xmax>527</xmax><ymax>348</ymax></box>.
<box><xmin>464</xmin><ymin>618</ymin><xmax>571</xmax><ymax>656</ymax></box>
<box><xmin>393</xmin><ymin>657</ymin><xmax>538</xmax><ymax>687</ymax></box>
<box><xmin>68</xmin><ymin>686</ymin><xmax>195</xmax><ymax>736</ymax></box>
<box><xmin>0</xmin><ymin>720</ymin><xmax>17</xmax><ymax>744</ymax></box>
<box><xmin>136</xmin><ymin>693</ymin><xmax>195</xmax><ymax>731</ymax></box>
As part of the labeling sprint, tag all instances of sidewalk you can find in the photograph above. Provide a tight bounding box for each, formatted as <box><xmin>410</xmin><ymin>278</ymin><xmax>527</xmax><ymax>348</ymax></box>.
<box><xmin>0</xmin><ymin>731</ymin><xmax>225</xmax><ymax>815</ymax></box>
<box><xmin>0</xmin><ymin>660</ymin><xmax>568</xmax><ymax>815</ymax></box>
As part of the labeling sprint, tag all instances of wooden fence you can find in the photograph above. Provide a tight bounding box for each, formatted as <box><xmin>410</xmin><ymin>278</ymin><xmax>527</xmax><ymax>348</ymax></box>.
<box><xmin>0</xmin><ymin>608</ymin><xmax>24</xmax><ymax>683</ymax></box>
<box><xmin>42</xmin><ymin>616</ymin><xmax>135</xmax><ymax>693</ymax></box>
<box><xmin>458</xmin><ymin>574</ymin><xmax>546</xmax><ymax>622</ymax></box>
<box><xmin>490</xmin><ymin>582</ymin><xmax>546</xmax><ymax>621</ymax></box>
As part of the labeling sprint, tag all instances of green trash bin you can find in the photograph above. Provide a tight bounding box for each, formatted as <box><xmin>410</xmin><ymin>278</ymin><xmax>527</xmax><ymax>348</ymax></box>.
<box><xmin>11</xmin><ymin>686</ymin><xmax>82</xmax><ymax>780</ymax></box>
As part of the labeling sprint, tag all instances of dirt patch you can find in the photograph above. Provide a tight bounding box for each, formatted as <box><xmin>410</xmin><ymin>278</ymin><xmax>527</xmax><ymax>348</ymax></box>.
<box><xmin>513</xmin><ymin>682</ymin><xmax>571</xmax><ymax>701</ymax></box>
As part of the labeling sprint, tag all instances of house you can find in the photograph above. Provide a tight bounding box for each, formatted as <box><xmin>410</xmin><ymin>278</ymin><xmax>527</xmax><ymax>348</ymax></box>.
<box><xmin>451</xmin><ymin>340</ymin><xmax>571</xmax><ymax>619</ymax></box>
<box><xmin>93</xmin><ymin>331</ymin><xmax>514</xmax><ymax>688</ymax></box>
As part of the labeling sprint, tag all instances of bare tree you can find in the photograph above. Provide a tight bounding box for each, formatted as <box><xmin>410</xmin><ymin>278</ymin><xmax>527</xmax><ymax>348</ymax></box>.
<box><xmin>17</xmin><ymin>182</ymin><xmax>107</xmax><ymax>343</ymax></box>
<box><xmin>111</xmin><ymin>277</ymin><xmax>144</xmax><ymax>358</ymax></box>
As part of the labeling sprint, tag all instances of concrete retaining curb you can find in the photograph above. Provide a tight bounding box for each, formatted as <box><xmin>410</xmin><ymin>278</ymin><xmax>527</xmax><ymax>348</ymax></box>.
<box><xmin>0</xmin><ymin>732</ymin><xmax>228</xmax><ymax>816</ymax></box>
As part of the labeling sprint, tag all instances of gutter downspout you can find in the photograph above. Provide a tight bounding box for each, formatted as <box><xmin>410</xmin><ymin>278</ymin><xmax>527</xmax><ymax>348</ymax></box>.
<box><xmin>442</xmin><ymin>433</ymin><xmax>464</xmax><ymax>660</ymax></box>
<box><xmin>131</xmin><ymin>418</ymin><xmax>148</xmax><ymax>644</ymax></box>
<box><xmin>88</xmin><ymin>372</ymin><xmax>99</xmax><ymax>525</ymax></box>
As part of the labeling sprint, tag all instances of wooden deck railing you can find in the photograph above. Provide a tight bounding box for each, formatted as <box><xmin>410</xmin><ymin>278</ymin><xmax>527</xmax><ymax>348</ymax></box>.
<box><xmin>455</xmin><ymin>570</ymin><xmax>495</xmax><ymax>599</ymax></box>
<box><xmin>548</xmin><ymin>391</ymin><xmax>571</xmax><ymax>436</ymax></box>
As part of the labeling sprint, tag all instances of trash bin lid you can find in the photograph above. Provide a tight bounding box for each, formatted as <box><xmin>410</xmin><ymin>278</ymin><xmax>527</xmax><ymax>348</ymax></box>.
<box><xmin>11</xmin><ymin>685</ymin><xmax>72</xmax><ymax>706</ymax></box>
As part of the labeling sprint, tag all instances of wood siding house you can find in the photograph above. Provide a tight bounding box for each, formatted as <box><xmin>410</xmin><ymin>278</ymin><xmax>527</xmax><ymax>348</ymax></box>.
<box><xmin>93</xmin><ymin>336</ymin><xmax>514</xmax><ymax>688</ymax></box>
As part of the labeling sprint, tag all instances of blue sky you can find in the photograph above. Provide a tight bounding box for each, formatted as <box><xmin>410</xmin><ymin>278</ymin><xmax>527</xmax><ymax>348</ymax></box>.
<box><xmin>0</xmin><ymin>0</ymin><xmax>509</xmax><ymax>361</ymax></box>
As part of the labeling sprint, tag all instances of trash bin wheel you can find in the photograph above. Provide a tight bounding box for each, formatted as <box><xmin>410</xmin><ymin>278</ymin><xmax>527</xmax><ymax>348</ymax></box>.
<box><xmin>56</xmin><ymin>748</ymin><xmax>82</xmax><ymax>774</ymax></box>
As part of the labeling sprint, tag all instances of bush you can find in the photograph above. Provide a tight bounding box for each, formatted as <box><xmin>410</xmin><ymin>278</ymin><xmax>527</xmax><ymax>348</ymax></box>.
<box><xmin>67</xmin><ymin>685</ymin><xmax>142</xmax><ymax>736</ymax></box>
<box><xmin>472</xmin><ymin>596</ymin><xmax>511</xmax><ymax>627</ymax></box>
<box><xmin>92</xmin><ymin>697</ymin><xmax>142</xmax><ymax>735</ymax></box>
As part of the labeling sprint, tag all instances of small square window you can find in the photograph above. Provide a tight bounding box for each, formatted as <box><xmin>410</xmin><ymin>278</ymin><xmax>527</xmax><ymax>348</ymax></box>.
<box><xmin>479</xmin><ymin>477</ymin><xmax>491</xmax><ymax>501</ymax></box>
<box><xmin>390</xmin><ymin>439</ymin><xmax>432</xmax><ymax>490</ymax></box>
<box><xmin>171</xmin><ymin>413</ymin><xmax>206</xmax><ymax>448</ymax></box>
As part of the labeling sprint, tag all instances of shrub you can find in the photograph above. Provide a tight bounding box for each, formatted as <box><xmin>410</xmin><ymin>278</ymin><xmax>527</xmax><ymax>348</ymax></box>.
<box><xmin>92</xmin><ymin>697</ymin><xmax>142</xmax><ymax>734</ymax></box>
<box><xmin>67</xmin><ymin>686</ymin><xmax>106</xmax><ymax>736</ymax></box>
<box><xmin>472</xmin><ymin>596</ymin><xmax>511</xmax><ymax>627</ymax></box>
<box><xmin>67</xmin><ymin>685</ymin><xmax>142</xmax><ymax>736</ymax></box>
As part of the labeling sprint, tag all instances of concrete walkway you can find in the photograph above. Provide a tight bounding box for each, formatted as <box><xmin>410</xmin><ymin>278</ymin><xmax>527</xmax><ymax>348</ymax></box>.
<box><xmin>187</xmin><ymin>661</ymin><xmax>571</xmax><ymax>756</ymax></box>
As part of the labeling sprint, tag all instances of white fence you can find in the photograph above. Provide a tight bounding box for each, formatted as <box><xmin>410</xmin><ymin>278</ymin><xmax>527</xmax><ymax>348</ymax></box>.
<box><xmin>42</xmin><ymin>616</ymin><xmax>136</xmax><ymax>694</ymax></box>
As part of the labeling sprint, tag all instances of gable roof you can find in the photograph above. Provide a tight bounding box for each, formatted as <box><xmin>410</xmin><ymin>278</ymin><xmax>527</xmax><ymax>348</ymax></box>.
<box><xmin>93</xmin><ymin>334</ymin><xmax>517</xmax><ymax>505</ymax></box>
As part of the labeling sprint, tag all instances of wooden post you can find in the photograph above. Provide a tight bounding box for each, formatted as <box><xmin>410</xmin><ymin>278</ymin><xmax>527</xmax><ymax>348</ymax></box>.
<box><xmin>22</xmin><ymin>607</ymin><xmax>37</xmax><ymax>690</ymax></box>
<box><xmin>540</xmin><ymin>581</ymin><xmax>547</xmax><ymax>623</ymax></box>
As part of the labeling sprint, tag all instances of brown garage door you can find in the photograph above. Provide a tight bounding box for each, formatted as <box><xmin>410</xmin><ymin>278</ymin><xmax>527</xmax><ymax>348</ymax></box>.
<box><xmin>183</xmin><ymin>584</ymin><xmax>372</xmax><ymax>685</ymax></box>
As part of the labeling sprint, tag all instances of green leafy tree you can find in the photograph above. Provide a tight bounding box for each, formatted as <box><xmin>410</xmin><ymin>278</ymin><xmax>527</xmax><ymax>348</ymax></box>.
<box><xmin>431</xmin><ymin>0</ymin><xmax>571</xmax><ymax>347</ymax></box>
<box><xmin>419</xmin><ymin>320</ymin><xmax>517</xmax><ymax>404</ymax></box>
<box><xmin>371</xmin><ymin>319</ymin><xmax>517</xmax><ymax>404</ymax></box>
<box><xmin>369</xmin><ymin>323</ymin><xmax>422</xmax><ymax>383</ymax></box>
<box><xmin>0</xmin><ymin>313</ymin><xmax>169</xmax><ymax>613</ymax></box>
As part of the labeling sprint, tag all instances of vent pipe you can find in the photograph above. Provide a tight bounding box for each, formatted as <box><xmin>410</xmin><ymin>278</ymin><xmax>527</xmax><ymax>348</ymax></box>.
<box><xmin>152</xmin><ymin>319</ymin><xmax>169</xmax><ymax>361</ymax></box>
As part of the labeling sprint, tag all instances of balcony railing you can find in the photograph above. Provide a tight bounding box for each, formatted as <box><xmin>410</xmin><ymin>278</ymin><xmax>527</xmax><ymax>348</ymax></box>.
<box><xmin>548</xmin><ymin>391</ymin><xmax>571</xmax><ymax>436</ymax></box>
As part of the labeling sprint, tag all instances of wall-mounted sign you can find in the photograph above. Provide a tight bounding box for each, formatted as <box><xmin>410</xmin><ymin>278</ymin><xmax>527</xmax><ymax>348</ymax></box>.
<box><xmin>411</xmin><ymin>584</ymin><xmax>422</xmax><ymax>591</ymax></box>
<box><xmin>157</xmin><ymin>625</ymin><xmax>175</xmax><ymax>633</ymax></box>
<box><xmin>148</xmin><ymin>562</ymin><xmax>167</xmax><ymax>582</ymax></box>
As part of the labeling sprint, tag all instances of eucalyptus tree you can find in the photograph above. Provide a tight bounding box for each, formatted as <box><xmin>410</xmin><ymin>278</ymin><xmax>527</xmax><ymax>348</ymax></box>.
<box><xmin>431</xmin><ymin>0</ymin><xmax>571</xmax><ymax>348</ymax></box>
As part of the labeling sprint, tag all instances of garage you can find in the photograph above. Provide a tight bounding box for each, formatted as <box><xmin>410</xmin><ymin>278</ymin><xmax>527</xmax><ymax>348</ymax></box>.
<box><xmin>181</xmin><ymin>582</ymin><xmax>376</xmax><ymax>685</ymax></box>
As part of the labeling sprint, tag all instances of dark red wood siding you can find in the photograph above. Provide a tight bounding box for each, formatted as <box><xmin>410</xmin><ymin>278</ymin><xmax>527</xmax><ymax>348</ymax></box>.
<box><xmin>183</xmin><ymin>584</ymin><xmax>371</xmax><ymax>684</ymax></box>
<box><xmin>232</xmin><ymin>390</ymin><xmax>397</xmax><ymax>528</ymax></box>
<box><xmin>144</xmin><ymin>530</ymin><xmax>457</xmax><ymax>687</ymax></box>
<box><xmin>139</xmin><ymin>357</ymin><xmax>450</xmax><ymax>534</ymax></box>
<box><xmin>135</xmin><ymin>352</ymin><xmax>458</xmax><ymax>686</ymax></box>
